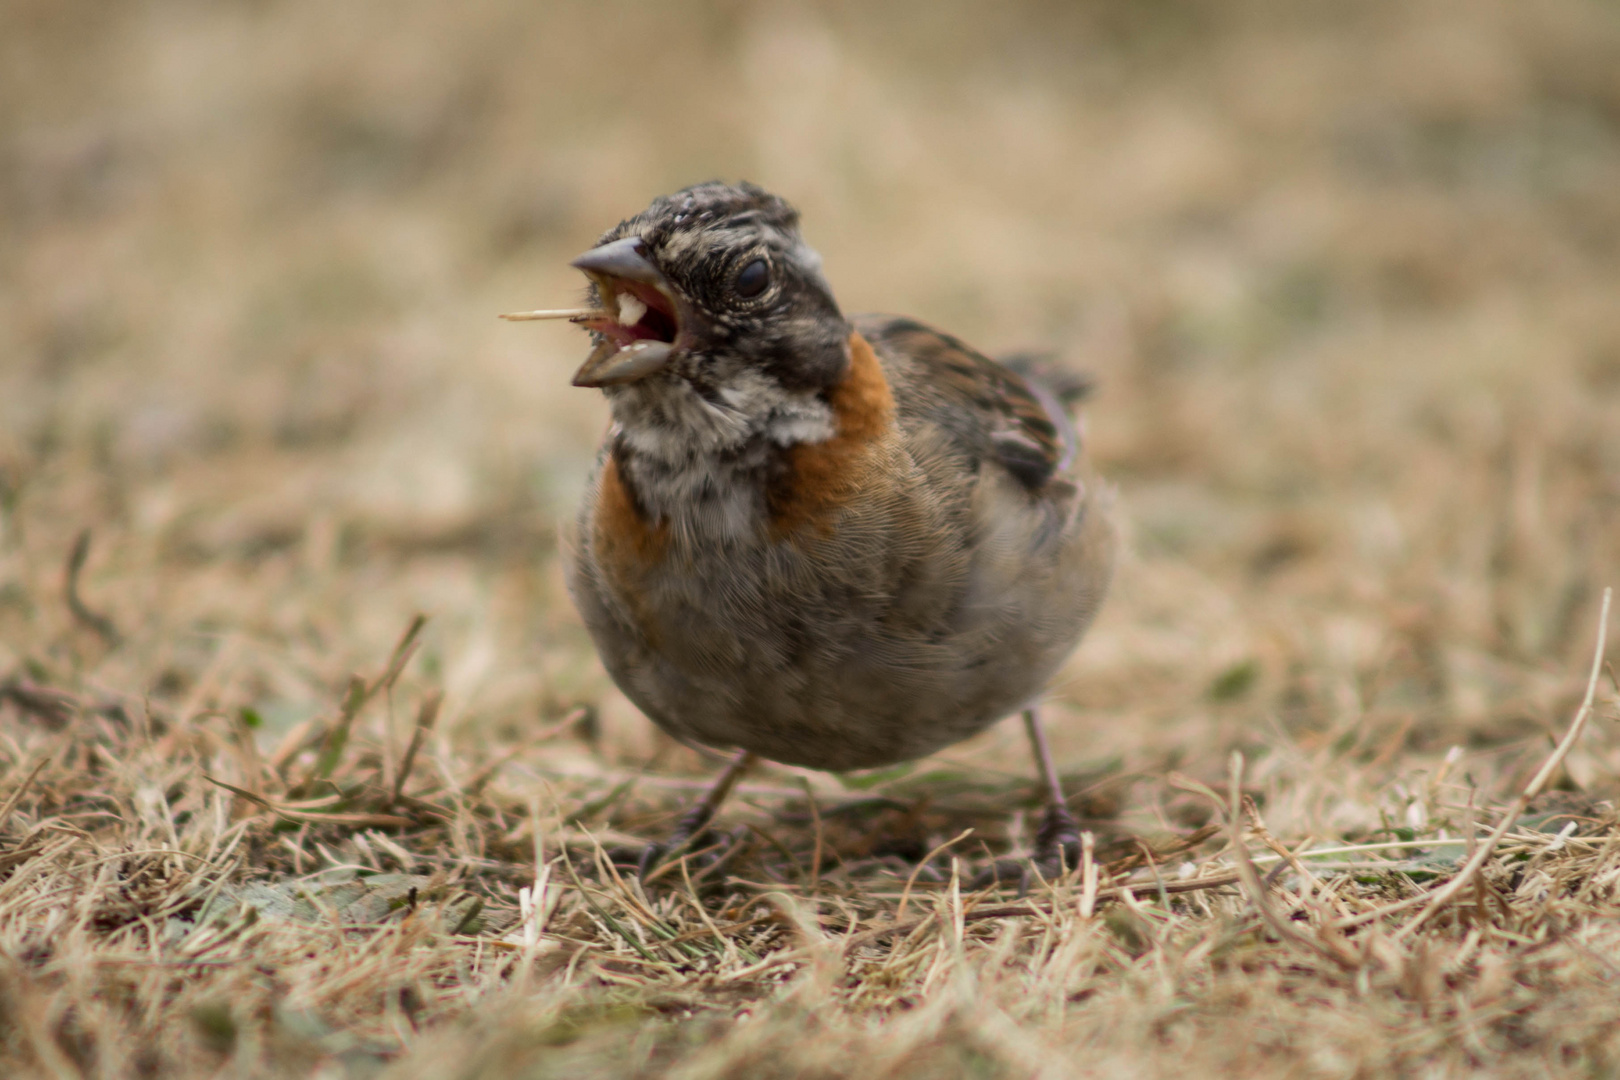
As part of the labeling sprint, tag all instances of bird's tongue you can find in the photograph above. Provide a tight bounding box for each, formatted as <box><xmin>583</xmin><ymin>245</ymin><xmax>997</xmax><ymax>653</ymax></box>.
<box><xmin>583</xmin><ymin>280</ymin><xmax>678</xmax><ymax>348</ymax></box>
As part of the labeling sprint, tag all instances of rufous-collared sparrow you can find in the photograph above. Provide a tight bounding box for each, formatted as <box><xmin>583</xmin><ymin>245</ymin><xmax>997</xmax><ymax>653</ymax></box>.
<box><xmin>505</xmin><ymin>181</ymin><xmax>1114</xmax><ymax>878</ymax></box>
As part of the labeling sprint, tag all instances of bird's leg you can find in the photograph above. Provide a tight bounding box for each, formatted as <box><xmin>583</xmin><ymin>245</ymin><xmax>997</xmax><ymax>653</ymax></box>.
<box><xmin>637</xmin><ymin>749</ymin><xmax>756</xmax><ymax>877</ymax></box>
<box><xmin>972</xmin><ymin>708</ymin><xmax>1079</xmax><ymax>892</ymax></box>
<box><xmin>1024</xmin><ymin>708</ymin><xmax>1082</xmax><ymax>872</ymax></box>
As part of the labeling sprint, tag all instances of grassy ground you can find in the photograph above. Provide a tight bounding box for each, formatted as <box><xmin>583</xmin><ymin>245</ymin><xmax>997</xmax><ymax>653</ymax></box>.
<box><xmin>4</xmin><ymin>0</ymin><xmax>1620</xmax><ymax>1075</ymax></box>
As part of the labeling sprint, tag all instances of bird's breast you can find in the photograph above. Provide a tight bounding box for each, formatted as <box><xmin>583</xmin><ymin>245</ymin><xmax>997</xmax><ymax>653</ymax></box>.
<box><xmin>764</xmin><ymin>331</ymin><xmax>896</xmax><ymax>539</ymax></box>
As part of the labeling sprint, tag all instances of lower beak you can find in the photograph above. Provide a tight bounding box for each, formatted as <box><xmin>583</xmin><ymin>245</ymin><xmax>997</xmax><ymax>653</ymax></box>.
<box><xmin>571</xmin><ymin>340</ymin><xmax>674</xmax><ymax>387</ymax></box>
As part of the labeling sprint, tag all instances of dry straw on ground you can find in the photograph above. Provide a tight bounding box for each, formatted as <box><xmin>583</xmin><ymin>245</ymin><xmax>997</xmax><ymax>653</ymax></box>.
<box><xmin>0</xmin><ymin>600</ymin><xmax>1616</xmax><ymax>1079</ymax></box>
<box><xmin>4</xmin><ymin>0</ymin><xmax>1620</xmax><ymax>1076</ymax></box>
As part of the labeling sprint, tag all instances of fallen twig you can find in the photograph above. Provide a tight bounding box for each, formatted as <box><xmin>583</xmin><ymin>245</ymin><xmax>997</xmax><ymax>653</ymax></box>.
<box><xmin>65</xmin><ymin>528</ymin><xmax>121</xmax><ymax>647</ymax></box>
<box><xmin>1227</xmin><ymin>753</ymin><xmax>1357</xmax><ymax>969</ymax></box>
<box><xmin>391</xmin><ymin>691</ymin><xmax>443</xmax><ymax>807</ymax></box>
<box><xmin>203</xmin><ymin>775</ymin><xmax>412</xmax><ymax>828</ymax></box>
<box><xmin>0</xmin><ymin>758</ymin><xmax>49</xmax><ymax>833</ymax></box>
<box><xmin>0</xmin><ymin>680</ymin><xmax>79</xmax><ymax>729</ymax></box>
<box><xmin>1326</xmin><ymin>587</ymin><xmax>1612</xmax><ymax>935</ymax></box>
<box><xmin>850</xmin><ymin>870</ymin><xmax>1243</xmax><ymax>947</ymax></box>
<box><xmin>1390</xmin><ymin>586</ymin><xmax>1611</xmax><ymax>940</ymax></box>
<box><xmin>306</xmin><ymin>615</ymin><xmax>429</xmax><ymax>788</ymax></box>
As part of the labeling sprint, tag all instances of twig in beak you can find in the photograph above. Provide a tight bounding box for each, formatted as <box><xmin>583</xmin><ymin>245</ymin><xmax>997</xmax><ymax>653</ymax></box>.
<box><xmin>499</xmin><ymin>308</ymin><xmax>607</xmax><ymax>322</ymax></box>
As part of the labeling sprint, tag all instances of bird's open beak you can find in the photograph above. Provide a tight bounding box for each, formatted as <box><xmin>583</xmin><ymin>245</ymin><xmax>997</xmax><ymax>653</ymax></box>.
<box><xmin>567</xmin><ymin>237</ymin><xmax>684</xmax><ymax>388</ymax></box>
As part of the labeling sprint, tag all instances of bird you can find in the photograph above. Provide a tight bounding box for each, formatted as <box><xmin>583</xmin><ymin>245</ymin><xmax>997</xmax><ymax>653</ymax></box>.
<box><xmin>504</xmin><ymin>180</ymin><xmax>1114</xmax><ymax>881</ymax></box>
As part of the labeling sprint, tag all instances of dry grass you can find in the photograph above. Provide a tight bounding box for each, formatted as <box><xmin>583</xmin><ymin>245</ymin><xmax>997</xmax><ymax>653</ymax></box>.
<box><xmin>4</xmin><ymin>0</ymin><xmax>1620</xmax><ymax>1076</ymax></box>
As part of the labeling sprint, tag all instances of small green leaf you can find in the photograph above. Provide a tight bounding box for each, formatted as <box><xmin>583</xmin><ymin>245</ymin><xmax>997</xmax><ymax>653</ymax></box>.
<box><xmin>836</xmin><ymin>762</ymin><xmax>916</xmax><ymax>791</ymax></box>
<box><xmin>1208</xmin><ymin>660</ymin><xmax>1259</xmax><ymax>702</ymax></box>
<box><xmin>190</xmin><ymin>1002</ymin><xmax>237</xmax><ymax>1054</ymax></box>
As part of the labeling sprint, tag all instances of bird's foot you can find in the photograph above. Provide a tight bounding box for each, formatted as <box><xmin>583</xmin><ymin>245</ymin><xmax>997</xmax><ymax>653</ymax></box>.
<box><xmin>970</xmin><ymin>802</ymin><xmax>1084</xmax><ymax>896</ymax></box>
<box><xmin>634</xmin><ymin>802</ymin><xmax>715</xmax><ymax>878</ymax></box>
<box><xmin>632</xmin><ymin>806</ymin><xmax>750</xmax><ymax>886</ymax></box>
<box><xmin>1033</xmin><ymin>799</ymin><xmax>1083</xmax><ymax>872</ymax></box>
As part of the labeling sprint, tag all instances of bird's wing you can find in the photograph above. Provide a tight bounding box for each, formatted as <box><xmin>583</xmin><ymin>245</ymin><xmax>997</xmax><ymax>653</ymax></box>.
<box><xmin>852</xmin><ymin>314</ymin><xmax>1077</xmax><ymax>490</ymax></box>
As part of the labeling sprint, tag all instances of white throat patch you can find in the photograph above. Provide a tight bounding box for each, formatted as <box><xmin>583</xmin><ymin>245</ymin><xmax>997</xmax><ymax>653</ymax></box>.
<box><xmin>608</xmin><ymin>373</ymin><xmax>837</xmax><ymax>542</ymax></box>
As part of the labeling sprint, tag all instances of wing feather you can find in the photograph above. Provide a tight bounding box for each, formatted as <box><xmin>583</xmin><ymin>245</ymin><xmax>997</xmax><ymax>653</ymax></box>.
<box><xmin>852</xmin><ymin>315</ymin><xmax>1077</xmax><ymax>490</ymax></box>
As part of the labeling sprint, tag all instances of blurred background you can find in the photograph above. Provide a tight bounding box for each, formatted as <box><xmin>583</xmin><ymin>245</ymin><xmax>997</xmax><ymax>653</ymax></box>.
<box><xmin>2</xmin><ymin>0</ymin><xmax>1619</xmax><ymax>833</ymax></box>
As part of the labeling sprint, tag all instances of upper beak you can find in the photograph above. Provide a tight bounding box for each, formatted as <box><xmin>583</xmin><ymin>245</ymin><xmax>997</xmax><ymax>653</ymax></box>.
<box><xmin>567</xmin><ymin>236</ymin><xmax>681</xmax><ymax>388</ymax></box>
<box><xmin>569</xmin><ymin>236</ymin><xmax>666</xmax><ymax>287</ymax></box>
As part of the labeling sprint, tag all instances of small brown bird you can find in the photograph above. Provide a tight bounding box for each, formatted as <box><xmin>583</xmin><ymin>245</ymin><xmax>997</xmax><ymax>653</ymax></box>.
<box><xmin>508</xmin><ymin>181</ymin><xmax>1114</xmax><ymax>877</ymax></box>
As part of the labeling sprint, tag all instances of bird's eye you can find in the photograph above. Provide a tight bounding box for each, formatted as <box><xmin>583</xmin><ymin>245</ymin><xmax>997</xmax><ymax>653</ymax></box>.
<box><xmin>734</xmin><ymin>258</ymin><xmax>769</xmax><ymax>298</ymax></box>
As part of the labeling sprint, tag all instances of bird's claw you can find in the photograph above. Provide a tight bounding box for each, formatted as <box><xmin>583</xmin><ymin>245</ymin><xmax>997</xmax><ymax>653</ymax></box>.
<box><xmin>634</xmin><ymin>803</ymin><xmax>724</xmax><ymax>880</ymax></box>
<box><xmin>970</xmin><ymin>803</ymin><xmax>1085</xmax><ymax>895</ymax></box>
<box><xmin>1033</xmin><ymin>800</ymin><xmax>1083</xmax><ymax>872</ymax></box>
